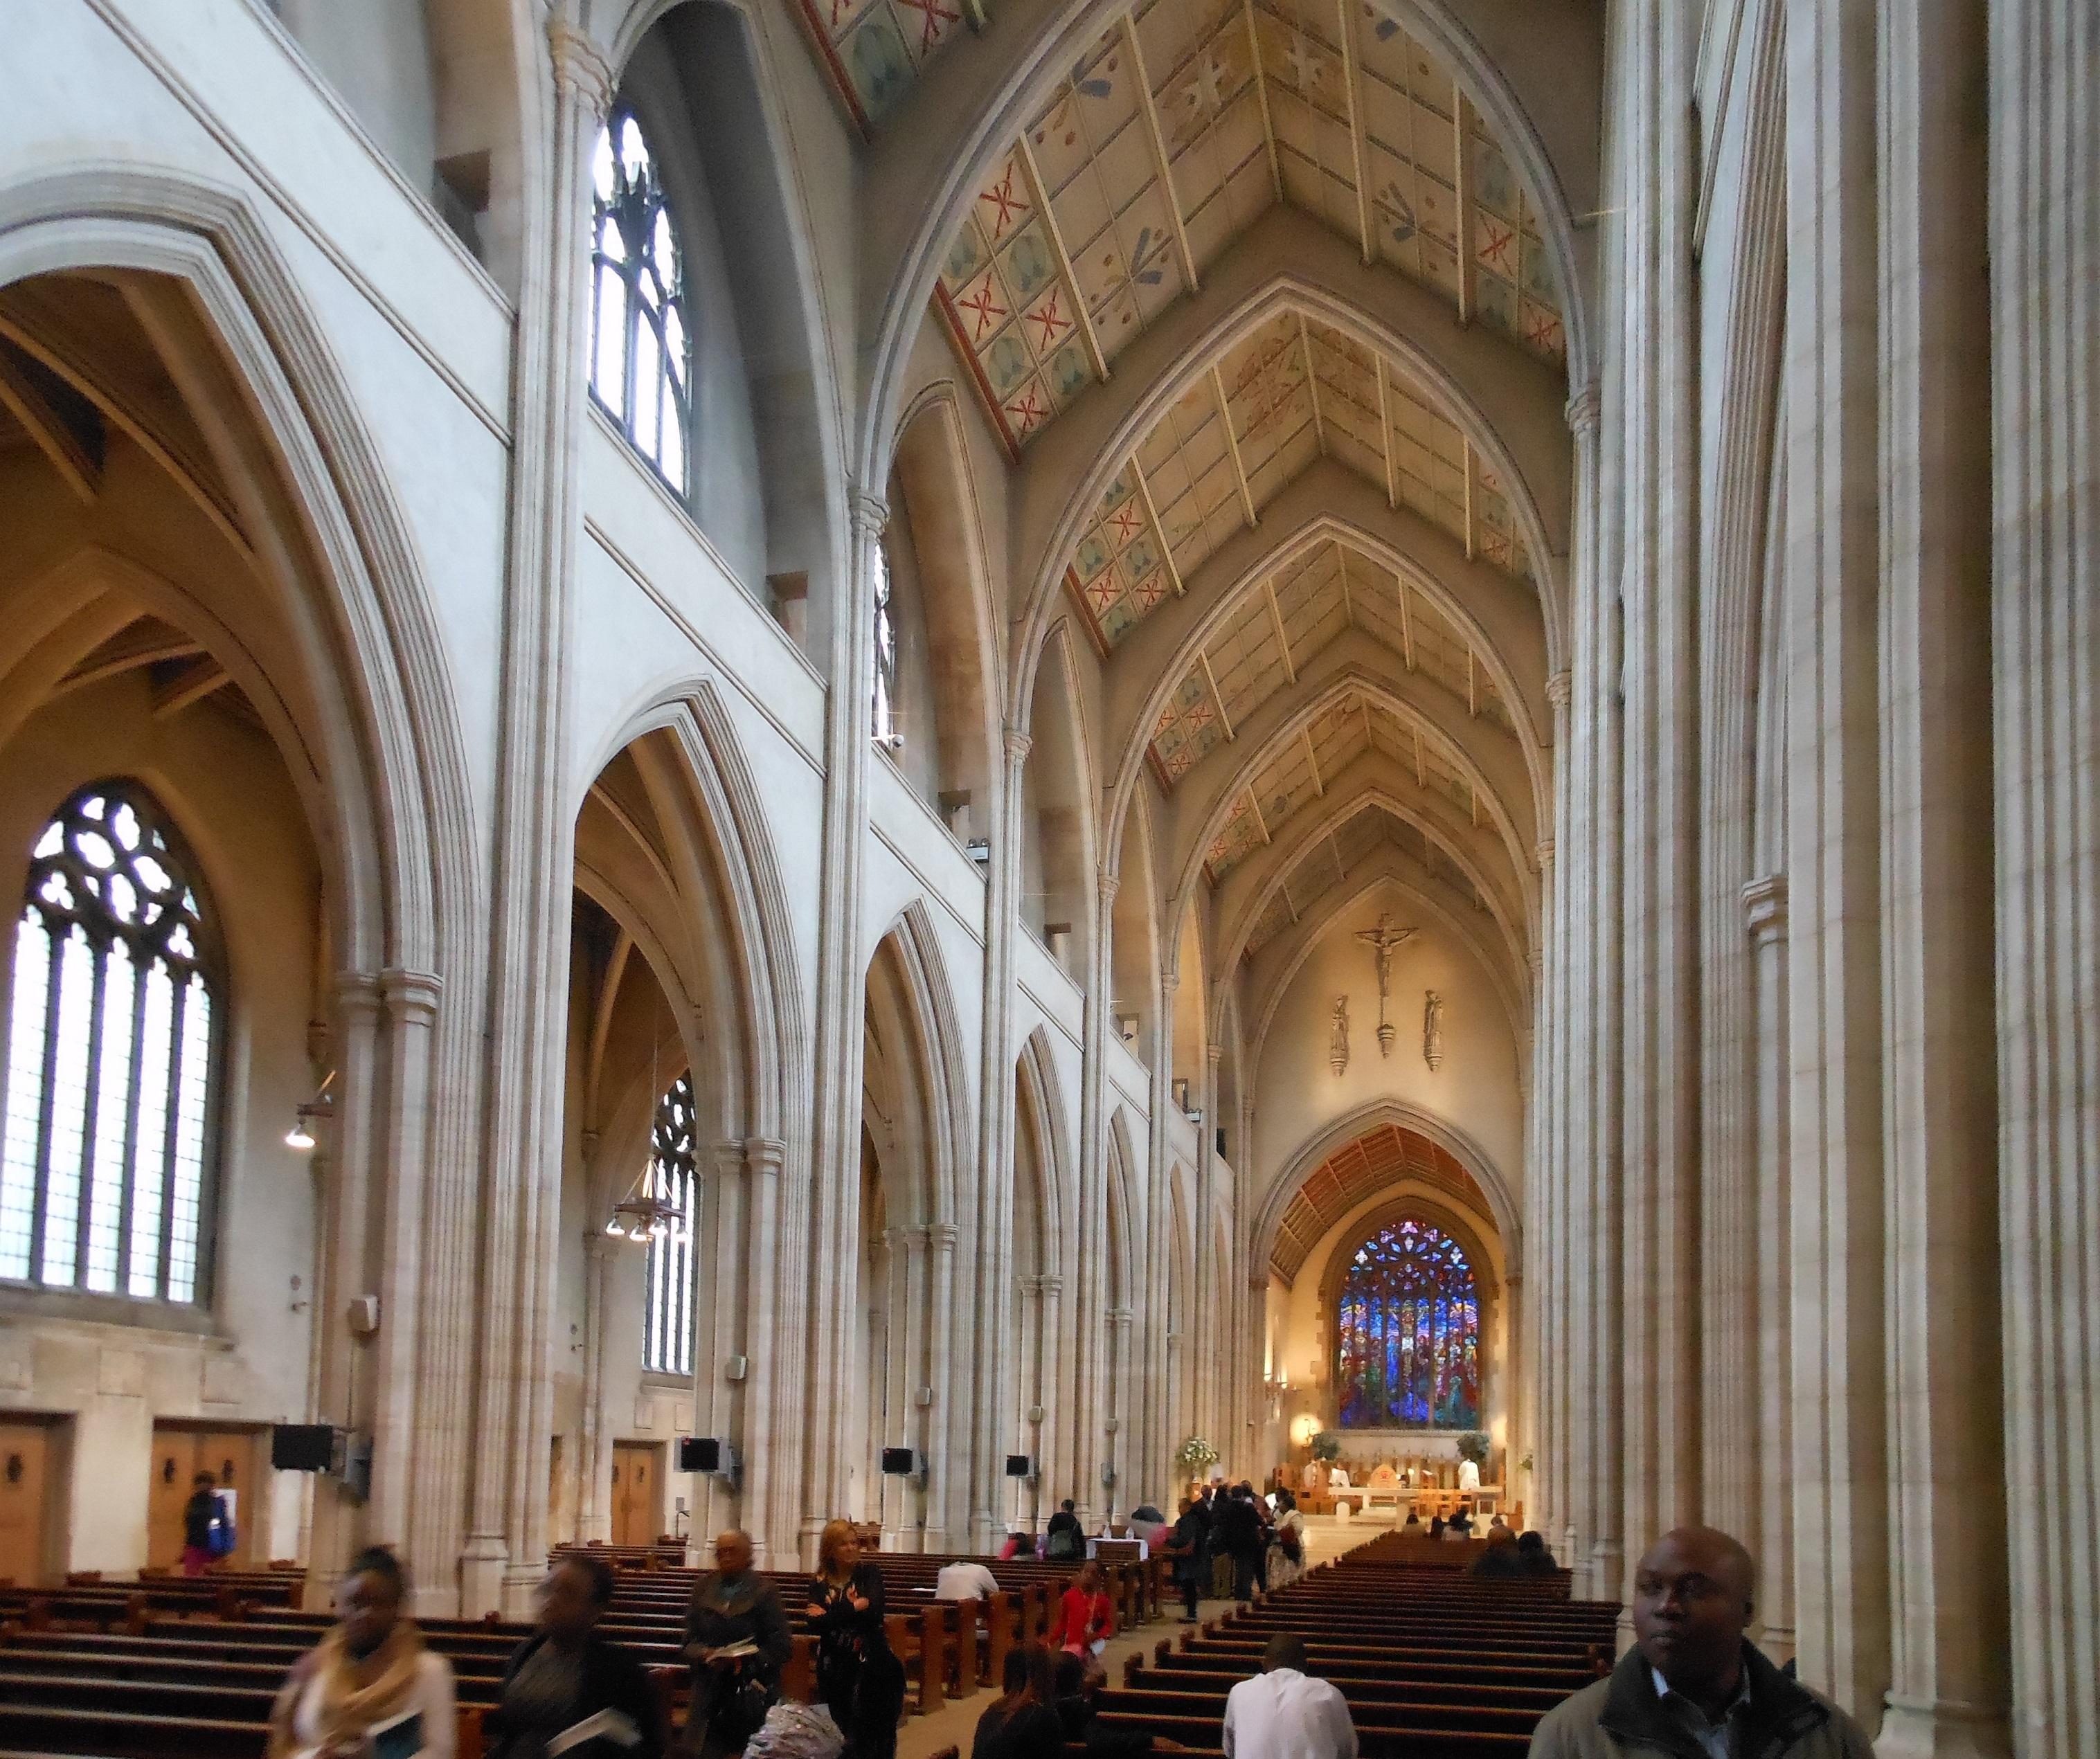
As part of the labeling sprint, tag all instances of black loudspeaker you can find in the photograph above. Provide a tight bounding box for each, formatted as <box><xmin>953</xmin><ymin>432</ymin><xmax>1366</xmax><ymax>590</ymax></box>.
<box><xmin>1005</xmin><ymin>1454</ymin><xmax>1032</xmax><ymax>1478</ymax></box>
<box><xmin>681</xmin><ymin>1437</ymin><xmax>720</xmax><ymax>1473</ymax></box>
<box><xmin>881</xmin><ymin>1447</ymin><xmax>917</xmax><ymax>1475</ymax></box>
<box><xmin>271</xmin><ymin>1425</ymin><xmax>335</xmax><ymax>1472</ymax></box>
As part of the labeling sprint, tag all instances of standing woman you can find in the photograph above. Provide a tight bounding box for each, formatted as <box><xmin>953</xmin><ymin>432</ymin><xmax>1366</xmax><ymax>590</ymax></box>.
<box><xmin>490</xmin><ymin>1555</ymin><xmax>665</xmax><ymax>1758</ymax></box>
<box><xmin>1050</xmin><ymin>1561</ymin><xmax>1114</xmax><ymax>1666</ymax></box>
<box><xmin>1268</xmin><ymin>1490</ymin><xmax>1306</xmax><ymax>1589</ymax></box>
<box><xmin>806</xmin><ymin>1522</ymin><xmax>903</xmax><ymax>1759</ymax></box>
<box><xmin>268</xmin><ymin>1546</ymin><xmax>456</xmax><ymax>1758</ymax></box>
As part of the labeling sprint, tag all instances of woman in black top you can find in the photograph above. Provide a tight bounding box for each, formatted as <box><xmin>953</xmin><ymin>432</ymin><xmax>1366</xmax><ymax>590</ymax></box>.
<box><xmin>806</xmin><ymin>1522</ymin><xmax>901</xmax><ymax>1759</ymax></box>
<box><xmin>490</xmin><ymin>1556</ymin><xmax>665</xmax><ymax>1759</ymax></box>
<box><xmin>971</xmin><ymin>1644</ymin><xmax>1062</xmax><ymax>1759</ymax></box>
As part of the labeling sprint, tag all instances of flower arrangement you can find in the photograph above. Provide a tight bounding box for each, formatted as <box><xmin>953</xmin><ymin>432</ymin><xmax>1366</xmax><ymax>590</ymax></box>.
<box><xmin>1309</xmin><ymin>1429</ymin><xmax>1343</xmax><ymax>1463</ymax></box>
<box><xmin>1174</xmin><ymin>1434</ymin><xmax>1220</xmax><ymax>1474</ymax></box>
<box><xmin>1456</xmin><ymin>1430</ymin><xmax>1492</xmax><ymax>1466</ymax></box>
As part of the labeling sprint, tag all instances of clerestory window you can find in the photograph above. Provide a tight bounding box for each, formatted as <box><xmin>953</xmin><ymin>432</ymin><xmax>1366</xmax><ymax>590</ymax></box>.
<box><xmin>591</xmin><ymin>102</ymin><xmax>691</xmax><ymax>494</ymax></box>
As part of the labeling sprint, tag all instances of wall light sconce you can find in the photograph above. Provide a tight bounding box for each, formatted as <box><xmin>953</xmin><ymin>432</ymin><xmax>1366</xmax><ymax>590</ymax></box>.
<box><xmin>285</xmin><ymin>1072</ymin><xmax>335</xmax><ymax>1151</ymax></box>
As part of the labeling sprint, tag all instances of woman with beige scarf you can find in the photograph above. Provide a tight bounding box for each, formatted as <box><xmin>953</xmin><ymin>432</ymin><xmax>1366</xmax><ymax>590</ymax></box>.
<box><xmin>269</xmin><ymin>1546</ymin><xmax>456</xmax><ymax>1758</ymax></box>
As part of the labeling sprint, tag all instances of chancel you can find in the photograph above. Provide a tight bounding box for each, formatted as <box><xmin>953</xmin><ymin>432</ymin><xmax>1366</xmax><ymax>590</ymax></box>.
<box><xmin>0</xmin><ymin>3</ymin><xmax>2088</xmax><ymax>1758</ymax></box>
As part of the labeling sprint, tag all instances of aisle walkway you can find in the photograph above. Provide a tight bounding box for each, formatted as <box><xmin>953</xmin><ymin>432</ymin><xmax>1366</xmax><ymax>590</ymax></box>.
<box><xmin>893</xmin><ymin>1515</ymin><xmax>1392</xmax><ymax>1759</ymax></box>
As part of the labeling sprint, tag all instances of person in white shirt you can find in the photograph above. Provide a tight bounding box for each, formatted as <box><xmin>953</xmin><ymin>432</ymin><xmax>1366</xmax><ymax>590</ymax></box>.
<box><xmin>1223</xmin><ymin>1634</ymin><xmax>1356</xmax><ymax>1759</ymax></box>
<box><xmin>1327</xmin><ymin>1464</ymin><xmax>1350</xmax><ymax>1488</ymax></box>
<box><xmin>934</xmin><ymin>1559</ymin><xmax>1000</xmax><ymax>1601</ymax></box>
<box><xmin>1457</xmin><ymin>1456</ymin><xmax>1482</xmax><ymax>1494</ymax></box>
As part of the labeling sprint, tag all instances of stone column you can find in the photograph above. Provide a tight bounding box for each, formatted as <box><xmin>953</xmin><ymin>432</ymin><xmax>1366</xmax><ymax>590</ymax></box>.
<box><xmin>1106</xmin><ymin>1306</ymin><xmax>1135</xmax><ymax>1517</ymax></box>
<box><xmin>969</xmin><ymin>727</ymin><xmax>1030</xmax><ymax>1550</ymax></box>
<box><xmin>1876</xmin><ymin>3</ymin><xmax>2009</xmax><ymax>1749</ymax></box>
<box><xmin>459</xmin><ymin>14</ymin><xmax>608</xmax><ymax>1617</ymax></box>
<box><xmin>1989</xmin><ymin>4</ymin><xmax>2097</xmax><ymax>1752</ymax></box>
<box><xmin>1610</xmin><ymin>0</ymin><xmax>1702</xmax><ymax>1578</ymax></box>
<box><xmin>1538</xmin><ymin>676</ymin><xmax>1572</xmax><ymax>1551</ymax></box>
<box><xmin>1199</xmin><ymin>1043</ymin><xmax>1223</xmax><ymax>1445</ymax></box>
<box><xmin>1142</xmin><ymin>971</ymin><xmax>1178</xmax><ymax>1497</ymax></box>
<box><xmin>923</xmin><ymin>1222</ymin><xmax>957</xmax><ymax>1549</ymax></box>
<box><xmin>1072</xmin><ymin>871</ymin><xmax>1117</xmax><ymax>1524</ymax></box>
<box><xmin>1744</xmin><ymin>876</ymin><xmax>1794</xmax><ymax>1663</ymax></box>
<box><xmin>800</xmin><ymin>491</ymin><xmax>884</xmax><ymax>1559</ymax></box>
<box><xmin>872</xmin><ymin>1225</ymin><xmax>904</xmax><ymax>1540</ymax></box>
<box><xmin>1783</xmin><ymin>0</ymin><xmax>1892</xmax><ymax>1712</ymax></box>
<box><xmin>578</xmin><ymin>1231</ymin><xmax>616</xmax><ymax>1544</ymax></box>
<box><xmin>305</xmin><ymin>973</ymin><xmax>382</xmax><ymax>1600</ymax></box>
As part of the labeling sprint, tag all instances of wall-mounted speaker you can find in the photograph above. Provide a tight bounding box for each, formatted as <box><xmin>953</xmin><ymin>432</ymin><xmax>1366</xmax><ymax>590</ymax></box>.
<box><xmin>881</xmin><ymin>1447</ymin><xmax>920</xmax><ymax>1475</ymax></box>
<box><xmin>271</xmin><ymin>1425</ymin><xmax>335</xmax><ymax>1472</ymax></box>
<box><xmin>680</xmin><ymin>1436</ymin><xmax>720</xmax><ymax>1473</ymax></box>
<box><xmin>1005</xmin><ymin>1454</ymin><xmax>1032</xmax><ymax>1479</ymax></box>
<box><xmin>725</xmin><ymin>1356</ymin><xmax>748</xmax><ymax>1382</ymax></box>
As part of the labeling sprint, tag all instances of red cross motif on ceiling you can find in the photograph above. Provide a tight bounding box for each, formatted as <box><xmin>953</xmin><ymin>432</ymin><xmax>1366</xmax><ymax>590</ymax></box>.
<box><xmin>1107</xmin><ymin>502</ymin><xmax>1144</xmax><ymax>547</ymax></box>
<box><xmin>1185</xmin><ymin>700</ymin><xmax>1214</xmax><ymax>735</ymax></box>
<box><xmin>1476</xmin><ymin>215</ymin><xmax>1518</xmax><ymax>278</ymax></box>
<box><xmin>1005</xmin><ymin>384</ymin><xmax>1048</xmax><ymax>435</ymax></box>
<box><xmin>893</xmin><ymin>0</ymin><xmax>960</xmax><ymax>54</ymax></box>
<box><xmin>1133</xmin><ymin>572</ymin><xmax>1168</xmax><ymax>609</ymax></box>
<box><xmin>1226</xmin><ymin>797</ymin><xmax>1246</xmax><ymax>822</ymax></box>
<box><xmin>1167</xmin><ymin>749</ymin><xmax>1194</xmax><ymax>779</ymax></box>
<box><xmin>1525</xmin><ymin>307</ymin><xmax>1564</xmax><ymax>353</ymax></box>
<box><xmin>1085</xmin><ymin>574</ymin><xmax>1122</xmax><ymax>615</ymax></box>
<box><xmin>1209</xmin><ymin>837</ymin><xmax>1230</xmax><ymax>865</ymax></box>
<box><xmin>956</xmin><ymin>275</ymin><xmax>1008</xmax><ymax>343</ymax></box>
<box><xmin>1025</xmin><ymin>290</ymin><xmax>1071</xmax><ymax>353</ymax></box>
<box><xmin>978</xmin><ymin>165</ymin><xmax>1030</xmax><ymax>242</ymax></box>
<box><xmin>1155</xmin><ymin>705</ymin><xmax>1179</xmax><ymax>740</ymax></box>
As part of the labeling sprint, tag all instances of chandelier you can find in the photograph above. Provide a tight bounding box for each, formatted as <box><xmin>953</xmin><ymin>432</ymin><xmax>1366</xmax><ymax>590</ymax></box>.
<box><xmin>604</xmin><ymin>1002</ymin><xmax>688</xmax><ymax>1244</ymax></box>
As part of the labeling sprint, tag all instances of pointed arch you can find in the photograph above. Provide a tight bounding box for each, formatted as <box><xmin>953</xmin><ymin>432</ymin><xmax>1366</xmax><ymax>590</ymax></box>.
<box><xmin>865</xmin><ymin>899</ymin><xmax>971</xmax><ymax>1229</ymax></box>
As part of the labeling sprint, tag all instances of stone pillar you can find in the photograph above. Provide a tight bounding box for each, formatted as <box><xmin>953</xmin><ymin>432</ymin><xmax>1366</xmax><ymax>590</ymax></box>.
<box><xmin>1744</xmin><ymin>876</ymin><xmax>1793</xmax><ymax>1663</ymax></box>
<box><xmin>1989</xmin><ymin>5</ymin><xmax>2097</xmax><ymax>1752</ymax></box>
<box><xmin>873</xmin><ymin>1225</ymin><xmax>904</xmax><ymax>1541</ymax></box>
<box><xmin>1073</xmin><ymin>870</ymin><xmax>1117</xmax><ymax>1526</ymax></box>
<box><xmin>1611</xmin><ymin>0</ymin><xmax>1702</xmax><ymax>1578</ymax></box>
<box><xmin>1783</xmin><ymin>0</ymin><xmax>1891</xmax><ymax>1712</ymax></box>
<box><xmin>577</xmin><ymin>1231</ymin><xmax>615</xmax><ymax>1544</ymax></box>
<box><xmin>460</xmin><ymin>14</ymin><xmax>609</xmax><ymax>1617</ymax></box>
<box><xmin>1106</xmin><ymin>1306</ymin><xmax>1134</xmax><ymax>1517</ymax></box>
<box><xmin>1142</xmin><ymin>971</ymin><xmax>1178</xmax><ymax>1498</ymax></box>
<box><xmin>800</xmin><ymin>491</ymin><xmax>885</xmax><ymax>1559</ymax></box>
<box><xmin>1538</xmin><ymin>677</ymin><xmax>1571</xmax><ymax>1551</ymax></box>
<box><xmin>1876</xmin><ymin>3</ymin><xmax>2009</xmax><ymax>1749</ymax></box>
<box><xmin>969</xmin><ymin>727</ymin><xmax>1030</xmax><ymax>1550</ymax></box>
<box><xmin>923</xmin><ymin>1222</ymin><xmax>957</xmax><ymax>1549</ymax></box>
<box><xmin>1199</xmin><ymin>1043</ymin><xmax>1223</xmax><ymax>1445</ymax></box>
<box><xmin>305</xmin><ymin>973</ymin><xmax>382</xmax><ymax>1601</ymax></box>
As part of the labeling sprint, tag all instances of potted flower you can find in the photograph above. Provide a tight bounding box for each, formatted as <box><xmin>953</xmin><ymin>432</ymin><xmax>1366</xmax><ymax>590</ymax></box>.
<box><xmin>1174</xmin><ymin>1435</ymin><xmax>1219</xmax><ymax>1477</ymax></box>
<box><xmin>1309</xmin><ymin>1429</ymin><xmax>1343</xmax><ymax>1463</ymax></box>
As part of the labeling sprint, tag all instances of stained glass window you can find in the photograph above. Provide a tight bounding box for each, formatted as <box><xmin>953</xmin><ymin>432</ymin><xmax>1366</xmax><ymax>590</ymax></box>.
<box><xmin>1335</xmin><ymin>1218</ymin><xmax>1478</xmax><ymax>1429</ymax></box>
<box><xmin>590</xmin><ymin>103</ymin><xmax>690</xmax><ymax>494</ymax></box>
<box><xmin>871</xmin><ymin>536</ymin><xmax>899</xmax><ymax>746</ymax></box>
<box><xmin>641</xmin><ymin>1072</ymin><xmax>697</xmax><ymax>1376</ymax></box>
<box><xmin>0</xmin><ymin>782</ymin><xmax>219</xmax><ymax>1304</ymax></box>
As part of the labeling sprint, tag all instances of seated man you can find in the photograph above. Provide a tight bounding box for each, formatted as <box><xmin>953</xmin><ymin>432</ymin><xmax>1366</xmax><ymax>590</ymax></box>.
<box><xmin>1526</xmin><ymin>1526</ymin><xmax>1874</xmax><ymax>1759</ymax></box>
<box><xmin>1224</xmin><ymin>1633</ymin><xmax>1356</xmax><ymax>1759</ymax></box>
<box><xmin>935</xmin><ymin>1556</ymin><xmax>999</xmax><ymax>1600</ymax></box>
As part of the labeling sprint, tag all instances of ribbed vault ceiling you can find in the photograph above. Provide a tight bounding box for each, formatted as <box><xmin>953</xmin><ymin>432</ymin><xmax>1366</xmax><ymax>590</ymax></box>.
<box><xmin>919</xmin><ymin>0</ymin><xmax>1567</xmax><ymax>455</ymax></box>
<box><xmin>1271</xmin><ymin>1119</ymin><xmax>1484</xmax><ymax>1282</ymax></box>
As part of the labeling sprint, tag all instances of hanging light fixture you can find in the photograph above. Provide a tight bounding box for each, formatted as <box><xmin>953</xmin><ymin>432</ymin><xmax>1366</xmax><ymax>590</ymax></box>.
<box><xmin>285</xmin><ymin>1072</ymin><xmax>336</xmax><ymax>1151</ymax></box>
<box><xmin>603</xmin><ymin>997</ymin><xmax>684</xmax><ymax>1243</ymax></box>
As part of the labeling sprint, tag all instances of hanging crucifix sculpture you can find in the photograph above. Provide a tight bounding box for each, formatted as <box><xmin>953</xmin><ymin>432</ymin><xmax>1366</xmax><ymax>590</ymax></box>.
<box><xmin>1354</xmin><ymin>910</ymin><xmax>1419</xmax><ymax>1057</ymax></box>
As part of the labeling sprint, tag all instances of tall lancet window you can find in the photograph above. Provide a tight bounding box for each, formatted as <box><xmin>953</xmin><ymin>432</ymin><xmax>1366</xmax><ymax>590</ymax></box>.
<box><xmin>1335</xmin><ymin>1218</ymin><xmax>1479</xmax><ymax>1429</ymax></box>
<box><xmin>590</xmin><ymin>102</ymin><xmax>690</xmax><ymax>493</ymax></box>
<box><xmin>641</xmin><ymin>1072</ymin><xmax>698</xmax><ymax>1376</ymax></box>
<box><xmin>871</xmin><ymin>536</ymin><xmax>899</xmax><ymax>745</ymax></box>
<box><xmin>0</xmin><ymin>783</ymin><xmax>221</xmax><ymax>1304</ymax></box>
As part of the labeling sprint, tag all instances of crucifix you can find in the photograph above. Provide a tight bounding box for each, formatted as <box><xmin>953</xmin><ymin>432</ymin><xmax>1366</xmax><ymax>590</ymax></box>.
<box><xmin>1354</xmin><ymin>910</ymin><xmax>1418</xmax><ymax>1057</ymax></box>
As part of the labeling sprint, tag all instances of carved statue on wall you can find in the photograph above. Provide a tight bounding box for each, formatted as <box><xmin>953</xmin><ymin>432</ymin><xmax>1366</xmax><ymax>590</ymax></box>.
<box><xmin>1423</xmin><ymin>990</ymin><xmax>1444</xmax><ymax>1072</ymax></box>
<box><xmin>1329</xmin><ymin>996</ymin><xmax>1349</xmax><ymax>1076</ymax></box>
<box><xmin>1354</xmin><ymin>910</ymin><xmax>1417</xmax><ymax>1057</ymax></box>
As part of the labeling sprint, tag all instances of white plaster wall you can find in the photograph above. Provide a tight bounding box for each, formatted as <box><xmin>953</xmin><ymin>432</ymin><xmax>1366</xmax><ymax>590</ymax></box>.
<box><xmin>0</xmin><ymin>677</ymin><xmax>323</xmax><ymax>1576</ymax></box>
<box><xmin>1248</xmin><ymin>881</ymin><xmax>1525</xmax><ymax>1217</ymax></box>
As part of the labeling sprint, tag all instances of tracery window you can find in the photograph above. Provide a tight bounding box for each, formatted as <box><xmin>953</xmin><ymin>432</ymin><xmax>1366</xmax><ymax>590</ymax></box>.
<box><xmin>590</xmin><ymin>102</ymin><xmax>690</xmax><ymax>493</ymax></box>
<box><xmin>0</xmin><ymin>783</ymin><xmax>220</xmax><ymax>1304</ymax></box>
<box><xmin>871</xmin><ymin>536</ymin><xmax>899</xmax><ymax>746</ymax></box>
<box><xmin>1335</xmin><ymin>1218</ymin><xmax>1478</xmax><ymax>1429</ymax></box>
<box><xmin>641</xmin><ymin>1072</ymin><xmax>697</xmax><ymax>1376</ymax></box>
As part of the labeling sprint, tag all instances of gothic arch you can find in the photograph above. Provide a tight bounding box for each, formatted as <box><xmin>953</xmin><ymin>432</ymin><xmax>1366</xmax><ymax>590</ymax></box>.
<box><xmin>1250</xmin><ymin>1099</ymin><xmax>1522</xmax><ymax>1284</ymax></box>
<box><xmin>865</xmin><ymin>899</ymin><xmax>971</xmax><ymax>1230</ymax></box>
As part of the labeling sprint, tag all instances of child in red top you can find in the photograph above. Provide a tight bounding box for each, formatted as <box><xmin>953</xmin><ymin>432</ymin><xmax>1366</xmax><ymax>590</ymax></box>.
<box><xmin>1052</xmin><ymin>1560</ymin><xmax>1114</xmax><ymax>1660</ymax></box>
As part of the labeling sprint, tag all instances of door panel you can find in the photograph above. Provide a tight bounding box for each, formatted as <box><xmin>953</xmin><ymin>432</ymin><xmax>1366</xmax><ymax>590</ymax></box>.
<box><xmin>0</xmin><ymin>1425</ymin><xmax>48</xmax><ymax>1586</ymax></box>
<box><xmin>611</xmin><ymin>1442</ymin><xmax>656</xmax><ymax>1549</ymax></box>
<box><xmin>147</xmin><ymin>1429</ymin><xmax>196</xmax><ymax>1571</ymax></box>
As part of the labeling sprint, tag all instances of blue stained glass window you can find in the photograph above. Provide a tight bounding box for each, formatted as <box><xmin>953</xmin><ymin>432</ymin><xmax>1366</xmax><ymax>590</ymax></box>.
<box><xmin>1334</xmin><ymin>1218</ymin><xmax>1479</xmax><ymax>1429</ymax></box>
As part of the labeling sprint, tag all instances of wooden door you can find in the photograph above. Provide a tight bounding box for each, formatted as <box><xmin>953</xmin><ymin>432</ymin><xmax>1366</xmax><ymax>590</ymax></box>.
<box><xmin>611</xmin><ymin>1442</ymin><xmax>657</xmax><ymax>1548</ymax></box>
<box><xmin>147</xmin><ymin>1428</ymin><xmax>196</xmax><ymax>1571</ymax></box>
<box><xmin>0</xmin><ymin>1425</ymin><xmax>50</xmax><ymax>1586</ymax></box>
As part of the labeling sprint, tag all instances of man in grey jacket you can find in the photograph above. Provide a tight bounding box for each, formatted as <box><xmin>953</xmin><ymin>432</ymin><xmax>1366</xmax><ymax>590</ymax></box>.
<box><xmin>1527</xmin><ymin>1527</ymin><xmax>1876</xmax><ymax>1759</ymax></box>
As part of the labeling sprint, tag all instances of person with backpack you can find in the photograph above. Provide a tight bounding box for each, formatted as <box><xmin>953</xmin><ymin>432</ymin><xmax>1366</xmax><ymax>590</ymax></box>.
<box><xmin>181</xmin><ymin>1471</ymin><xmax>233</xmax><ymax>1576</ymax></box>
<box><xmin>1043</xmin><ymin>1500</ymin><xmax>1083</xmax><ymax>1562</ymax></box>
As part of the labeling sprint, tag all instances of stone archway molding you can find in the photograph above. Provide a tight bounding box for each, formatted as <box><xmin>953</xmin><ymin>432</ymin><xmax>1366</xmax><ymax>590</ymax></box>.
<box><xmin>1250</xmin><ymin>1099</ymin><xmax>1523</xmax><ymax>1283</ymax></box>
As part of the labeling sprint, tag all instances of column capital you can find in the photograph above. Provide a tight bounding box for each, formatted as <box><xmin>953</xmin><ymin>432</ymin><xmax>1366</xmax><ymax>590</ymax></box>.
<box><xmin>333</xmin><ymin>970</ymin><xmax>384</xmax><ymax>1022</ymax></box>
<box><xmin>1039</xmin><ymin>1273</ymin><xmax>1065</xmax><ymax>1297</ymax></box>
<box><xmin>1563</xmin><ymin>382</ymin><xmax>1601</xmax><ymax>435</ymax></box>
<box><xmin>849</xmin><ymin>489</ymin><xmax>890</xmax><ymax>538</ymax></box>
<box><xmin>1097</xmin><ymin>869</ymin><xmax>1120</xmax><ymax>908</ymax></box>
<box><xmin>1003</xmin><ymin>724</ymin><xmax>1033</xmax><ymax>765</ymax></box>
<box><xmin>1743</xmin><ymin>873</ymin><xmax>1788</xmax><ymax>944</ymax></box>
<box><xmin>379</xmin><ymin>966</ymin><xmax>443</xmax><ymax>1023</ymax></box>
<box><xmin>746</xmin><ymin>1136</ymin><xmax>787</xmax><ymax>1177</ymax></box>
<box><xmin>1207</xmin><ymin>1043</ymin><xmax>1223</xmax><ymax>1068</ymax></box>
<box><xmin>925</xmin><ymin>1220</ymin><xmax>959</xmax><ymax>1250</ymax></box>
<box><xmin>1107</xmin><ymin>1306</ymin><xmax>1135</xmax><ymax>1326</ymax></box>
<box><xmin>548</xmin><ymin>21</ymin><xmax>614</xmax><ymax>118</ymax></box>
<box><xmin>1159</xmin><ymin>969</ymin><xmax>1180</xmax><ymax>996</ymax></box>
<box><xmin>710</xmin><ymin>1139</ymin><xmax>748</xmax><ymax>1178</ymax></box>
<box><xmin>1535</xmin><ymin>838</ymin><xmax>1555</xmax><ymax>869</ymax></box>
<box><xmin>1545</xmin><ymin>669</ymin><xmax>1573</xmax><ymax>710</ymax></box>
